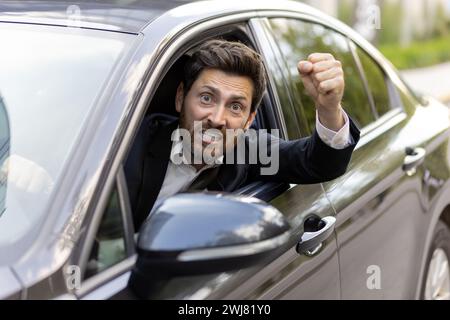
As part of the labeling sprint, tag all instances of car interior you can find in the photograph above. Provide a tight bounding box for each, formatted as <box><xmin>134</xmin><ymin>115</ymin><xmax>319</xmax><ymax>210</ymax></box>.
<box><xmin>125</xmin><ymin>25</ymin><xmax>289</xmax><ymax>213</ymax></box>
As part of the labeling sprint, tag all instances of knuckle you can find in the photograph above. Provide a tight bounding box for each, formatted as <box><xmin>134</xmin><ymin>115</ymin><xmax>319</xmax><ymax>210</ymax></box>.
<box><xmin>334</xmin><ymin>70</ymin><xmax>342</xmax><ymax>77</ymax></box>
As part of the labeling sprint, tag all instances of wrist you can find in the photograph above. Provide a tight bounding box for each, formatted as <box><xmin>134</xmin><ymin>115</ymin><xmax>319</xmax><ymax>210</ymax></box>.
<box><xmin>317</xmin><ymin>105</ymin><xmax>345</xmax><ymax>131</ymax></box>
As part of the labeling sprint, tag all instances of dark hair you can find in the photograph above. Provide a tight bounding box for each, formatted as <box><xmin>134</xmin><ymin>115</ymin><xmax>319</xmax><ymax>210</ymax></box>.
<box><xmin>183</xmin><ymin>39</ymin><xmax>267</xmax><ymax>113</ymax></box>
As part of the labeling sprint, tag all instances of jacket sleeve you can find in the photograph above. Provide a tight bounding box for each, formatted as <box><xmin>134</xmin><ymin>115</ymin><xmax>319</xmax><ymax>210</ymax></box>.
<box><xmin>248</xmin><ymin>116</ymin><xmax>361</xmax><ymax>184</ymax></box>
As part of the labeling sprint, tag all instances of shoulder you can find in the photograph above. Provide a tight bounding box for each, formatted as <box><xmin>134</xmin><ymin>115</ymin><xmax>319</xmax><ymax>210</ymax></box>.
<box><xmin>144</xmin><ymin>113</ymin><xmax>179</xmax><ymax>135</ymax></box>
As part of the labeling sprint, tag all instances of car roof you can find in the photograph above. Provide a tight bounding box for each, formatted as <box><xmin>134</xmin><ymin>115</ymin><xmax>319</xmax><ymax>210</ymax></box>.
<box><xmin>0</xmin><ymin>0</ymin><xmax>202</xmax><ymax>34</ymax></box>
<box><xmin>0</xmin><ymin>0</ymin><xmax>336</xmax><ymax>35</ymax></box>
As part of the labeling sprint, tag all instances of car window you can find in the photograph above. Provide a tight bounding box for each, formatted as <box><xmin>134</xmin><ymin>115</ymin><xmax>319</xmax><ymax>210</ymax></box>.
<box><xmin>84</xmin><ymin>185</ymin><xmax>127</xmax><ymax>279</ymax></box>
<box><xmin>355</xmin><ymin>45</ymin><xmax>392</xmax><ymax>117</ymax></box>
<box><xmin>268</xmin><ymin>18</ymin><xmax>376</xmax><ymax>133</ymax></box>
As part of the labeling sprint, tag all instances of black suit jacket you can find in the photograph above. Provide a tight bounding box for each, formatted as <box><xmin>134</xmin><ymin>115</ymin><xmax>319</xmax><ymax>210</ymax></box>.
<box><xmin>125</xmin><ymin>113</ymin><xmax>360</xmax><ymax>230</ymax></box>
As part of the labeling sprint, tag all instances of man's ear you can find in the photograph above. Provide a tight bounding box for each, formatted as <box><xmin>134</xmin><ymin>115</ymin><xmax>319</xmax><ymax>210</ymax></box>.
<box><xmin>175</xmin><ymin>82</ymin><xmax>184</xmax><ymax>113</ymax></box>
<box><xmin>244</xmin><ymin>110</ymin><xmax>257</xmax><ymax>130</ymax></box>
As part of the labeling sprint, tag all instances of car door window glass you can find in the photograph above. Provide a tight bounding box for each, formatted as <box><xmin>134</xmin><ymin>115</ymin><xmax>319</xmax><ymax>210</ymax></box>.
<box><xmin>355</xmin><ymin>46</ymin><xmax>391</xmax><ymax>117</ymax></box>
<box><xmin>268</xmin><ymin>18</ymin><xmax>376</xmax><ymax>132</ymax></box>
<box><xmin>85</xmin><ymin>186</ymin><xmax>127</xmax><ymax>279</ymax></box>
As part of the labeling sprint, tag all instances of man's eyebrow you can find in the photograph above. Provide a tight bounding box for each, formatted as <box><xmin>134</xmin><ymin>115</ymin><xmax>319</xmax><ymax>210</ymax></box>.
<box><xmin>200</xmin><ymin>85</ymin><xmax>250</xmax><ymax>102</ymax></box>
<box><xmin>201</xmin><ymin>85</ymin><xmax>219</xmax><ymax>95</ymax></box>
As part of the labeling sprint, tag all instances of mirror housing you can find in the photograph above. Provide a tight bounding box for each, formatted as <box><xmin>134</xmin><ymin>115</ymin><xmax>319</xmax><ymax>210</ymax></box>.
<box><xmin>128</xmin><ymin>193</ymin><xmax>291</xmax><ymax>298</ymax></box>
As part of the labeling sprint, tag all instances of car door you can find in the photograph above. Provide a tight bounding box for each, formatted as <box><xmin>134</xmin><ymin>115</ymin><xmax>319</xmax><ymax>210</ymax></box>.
<box><xmin>263</xmin><ymin>14</ymin><xmax>445</xmax><ymax>299</ymax></box>
<box><xmin>218</xmin><ymin>18</ymin><xmax>342</xmax><ymax>300</ymax></box>
<box><xmin>326</xmin><ymin>42</ymin><xmax>448</xmax><ymax>299</ymax></box>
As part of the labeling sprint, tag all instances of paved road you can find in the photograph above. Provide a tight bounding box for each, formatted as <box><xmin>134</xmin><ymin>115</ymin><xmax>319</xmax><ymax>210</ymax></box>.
<box><xmin>401</xmin><ymin>62</ymin><xmax>450</xmax><ymax>105</ymax></box>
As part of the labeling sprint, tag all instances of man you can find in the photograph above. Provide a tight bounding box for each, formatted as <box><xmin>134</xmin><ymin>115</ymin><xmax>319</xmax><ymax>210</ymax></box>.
<box><xmin>125</xmin><ymin>39</ymin><xmax>360</xmax><ymax>230</ymax></box>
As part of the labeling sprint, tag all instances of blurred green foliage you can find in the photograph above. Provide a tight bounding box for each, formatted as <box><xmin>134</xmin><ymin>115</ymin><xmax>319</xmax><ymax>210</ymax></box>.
<box><xmin>378</xmin><ymin>0</ymin><xmax>402</xmax><ymax>45</ymax></box>
<box><xmin>379</xmin><ymin>34</ymin><xmax>450</xmax><ymax>69</ymax></box>
<box><xmin>325</xmin><ymin>0</ymin><xmax>450</xmax><ymax>69</ymax></box>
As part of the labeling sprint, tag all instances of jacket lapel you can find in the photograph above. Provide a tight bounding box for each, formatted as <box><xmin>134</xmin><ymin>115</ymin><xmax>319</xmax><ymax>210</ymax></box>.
<box><xmin>134</xmin><ymin>119</ymin><xmax>178</xmax><ymax>230</ymax></box>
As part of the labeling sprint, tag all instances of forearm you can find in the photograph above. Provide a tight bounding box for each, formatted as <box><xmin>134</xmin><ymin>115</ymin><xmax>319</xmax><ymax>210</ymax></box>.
<box><xmin>317</xmin><ymin>103</ymin><xmax>345</xmax><ymax>132</ymax></box>
<box><xmin>250</xmin><ymin>120</ymin><xmax>360</xmax><ymax>184</ymax></box>
<box><xmin>316</xmin><ymin>108</ymin><xmax>353</xmax><ymax>150</ymax></box>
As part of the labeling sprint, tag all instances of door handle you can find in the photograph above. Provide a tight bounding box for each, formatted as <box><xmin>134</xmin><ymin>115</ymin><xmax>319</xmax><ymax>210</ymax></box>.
<box><xmin>402</xmin><ymin>147</ymin><xmax>426</xmax><ymax>176</ymax></box>
<box><xmin>296</xmin><ymin>216</ymin><xmax>336</xmax><ymax>256</ymax></box>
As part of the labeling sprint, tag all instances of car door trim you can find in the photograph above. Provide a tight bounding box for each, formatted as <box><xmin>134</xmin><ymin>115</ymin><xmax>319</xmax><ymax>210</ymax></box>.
<box><xmin>116</xmin><ymin>166</ymin><xmax>136</xmax><ymax>255</ymax></box>
<box><xmin>75</xmin><ymin>255</ymin><xmax>136</xmax><ymax>299</ymax></box>
<box><xmin>348</xmin><ymin>38</ymin><xmax>380</xmax><ymax>119</ymax></box>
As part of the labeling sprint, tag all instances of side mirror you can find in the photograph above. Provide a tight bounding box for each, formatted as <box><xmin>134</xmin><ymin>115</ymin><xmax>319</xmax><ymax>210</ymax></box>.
<box><xmin>128</xmin><ymin>193</ymin><xmax>291</xmax><ymax>298</ymax></box>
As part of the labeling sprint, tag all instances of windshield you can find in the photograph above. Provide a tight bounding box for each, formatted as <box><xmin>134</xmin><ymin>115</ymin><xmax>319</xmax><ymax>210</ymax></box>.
<box><xmin>0</xmin><ymin>23</ymin><xmax>134</xmax><ymax>252</ymax></box>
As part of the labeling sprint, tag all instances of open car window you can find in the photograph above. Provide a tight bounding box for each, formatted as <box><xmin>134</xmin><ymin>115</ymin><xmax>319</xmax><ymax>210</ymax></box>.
<box><xmin>122</xmin><ymin>28</ymin><xmax>288</xmax><ymax>231</ymax></box>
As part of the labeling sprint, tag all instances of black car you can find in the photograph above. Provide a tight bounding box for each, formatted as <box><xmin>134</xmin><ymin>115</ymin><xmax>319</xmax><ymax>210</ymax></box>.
<box><xmin>0</xmin><ymin>0</ymin><xmax>449</xmax><ymax>300</ymax></box>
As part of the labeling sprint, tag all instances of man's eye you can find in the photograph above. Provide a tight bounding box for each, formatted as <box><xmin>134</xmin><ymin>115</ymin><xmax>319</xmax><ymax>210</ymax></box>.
<box><xmin>230</xmin><ymin>103</ymin><xmax>243</xmax><ymax>113</ymax></box>
<box><xmin>200</xmin><ymin>94</ymin><xmax>212</xmax><ymax>104</ymax></box>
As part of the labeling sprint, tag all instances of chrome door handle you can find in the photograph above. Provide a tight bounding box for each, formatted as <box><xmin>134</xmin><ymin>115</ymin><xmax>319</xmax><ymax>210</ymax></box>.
<box><xmin>296</xmin><ymin>216</ymin><xmax>336</xmax><ymax>256</ymax></box>
<box><xmin>403</xmin><ymin>147</ymin><xmax>426</xmax><ymax>176</ymax></box>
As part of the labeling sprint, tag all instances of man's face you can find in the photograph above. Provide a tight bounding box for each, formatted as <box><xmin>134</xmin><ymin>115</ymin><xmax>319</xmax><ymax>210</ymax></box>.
<box><xmin>175</xmin><ymin>68</ymin><xmax>256</xmax><ymax>161</ymax></box>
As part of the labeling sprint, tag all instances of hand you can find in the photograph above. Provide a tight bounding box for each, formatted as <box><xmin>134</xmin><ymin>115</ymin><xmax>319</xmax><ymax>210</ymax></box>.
<box><xmin>298</xmin><ymin>53</ymin><xmax>345</xmax><ymax>131</ymax></box>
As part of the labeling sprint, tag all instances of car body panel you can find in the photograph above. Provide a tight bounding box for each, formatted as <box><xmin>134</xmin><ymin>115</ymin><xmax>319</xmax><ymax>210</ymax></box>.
<box><xmin>323</xmin><ymin>67</ymin><xmax>450</xmax><ymax>299</ymax></box>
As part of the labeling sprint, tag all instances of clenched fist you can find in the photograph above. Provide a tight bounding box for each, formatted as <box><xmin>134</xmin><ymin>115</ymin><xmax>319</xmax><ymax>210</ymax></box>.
<box><xmin>298</xmin><ymin>53</ymin><xmax>345</xmax><ymax>131</ymax></box>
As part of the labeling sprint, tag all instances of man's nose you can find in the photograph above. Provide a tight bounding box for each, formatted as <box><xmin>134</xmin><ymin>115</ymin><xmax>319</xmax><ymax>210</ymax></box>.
<box><xmin>208</xmin><ymin>104</ymin><xmax>226</xmax><ymax>128</ymax></box>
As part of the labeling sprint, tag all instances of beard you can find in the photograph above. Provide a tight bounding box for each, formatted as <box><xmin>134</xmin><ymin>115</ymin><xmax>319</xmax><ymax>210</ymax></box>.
<box><xmin>178</xmin><ymin>104</ymin><xmax>238</xmax><ymax>164</ymax></box>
